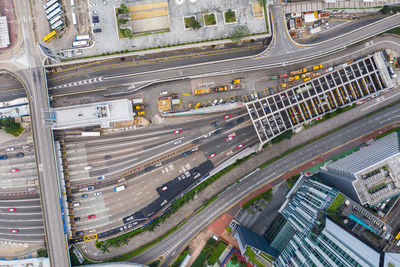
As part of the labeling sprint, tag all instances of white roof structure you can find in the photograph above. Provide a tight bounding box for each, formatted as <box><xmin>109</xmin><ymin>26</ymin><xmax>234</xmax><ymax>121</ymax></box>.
<box><xmin>0</xmin><ymin>104</ymin><xmax>29</xmax><ymax>118</ymax></box>
<box><xmin>0</xmin><ymin>16</ymin><xmax>10</xmax><ymax>48</ymax></box>
<box><xmin>303</xmin><ymin>13</ymin><xmax>316</xmax><ymax>23</ymax></box>
<box><xmin>52</xmin><ymin>99</ymin><xmax>134</xmax><ymax>129</ymax></box>
<box><xmin>0</xmin><ymin>258</ymin><xmax>50</xmax><ymax>266</ymax></box>
<box><xmin>384</xmin><ymin>253</ymin><xmax>400</xmax><ymax>267</ymax></box>
<box><xmin>324</xmin><ymin>218</ymin><xmax>380</xmax><ymax>267</ymax></box>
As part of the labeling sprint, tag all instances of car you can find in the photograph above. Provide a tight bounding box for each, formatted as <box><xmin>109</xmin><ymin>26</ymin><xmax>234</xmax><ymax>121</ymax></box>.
<box><xmin>0</xmin><ymin>155</ymin><xmax>7</xmax><ymax>160</ymax></box>
<box><xmin>76</xmin><ymin>231</ymin><xmax>84</xmax><ymax>236</ymax></box>
<box><xmin>280</xmin><ymin>74</ymin><xmax>287</xmax><ymax>78</ymax></box>
<box><xmin>160</xmin><ymin>91</ymin><xmax>169</xmax><ymax>96</ymax></box>
<box><xmin>223</xmin><ymin>114</ymin><xmax>231</xmax><ymax>120</ymax></box>
<box><xmin>91</xmin><ymin>15</ymin><xmax>99</xmax><ymax>19</ymax></box>
<box><xmin>16</xmin><ymin>152</ymin><xmax>24</xmax><ymax>157</ymax></box>
<box><xmin>174</xmin><ymin>140</ymin><xmax>182</xmax><ymax>145</ymax></box>
<box><xmin>226</xmin><ymin>136</ymin><xmax>234</xmax><ymax>142</ymax></box>
<box><xmin>237</xmin><ymin>118</ymin><xmax>244</xmax><ymax>123</ymax></box>
<box><xmin>94</xmin><ymin>192</ymin><xmax>102</xmax><ymax>196</ymax></box>
<box><xmin>191</xmin><ymin>139</ymin><xmax>199</xmax><ymax>144</ymax></box>
<box><xmin>225</xmin><ymin>123</ymin><xmax>233</xmax><ymax>129</ymax></box>
<box><xmin>10</xmin><ymin>229</ymin><xmax>18</xmax><ymax>233</ymax></box>
<box><xmin>182</xmin><ymin>152</ymin><xmax>190</xmax><ymax>157</ymax></box>
<box><xmin>8</xmin><ymin>208</ymin><xmax>15</xmax><ymax>212</ymax></box>
<box><xmin>208</xmin><ymin>153</ymin><xmax>216</xmax><ymax>159</ymax></box>
<box><xmin>210</xmin><ymin>121</ymin><xmax>219</xmax><ymax>127</ymax></box>
<box><xmin>91</xmin><ymin>2</ymin><xmax>97</xmax><ymax>7</ymax></box>
<box><xmin>93</xmin><ymin>23</ymin><xmax>99</xmax><ymax>26</ymax></box>
<box><xmin>6</xmin><ymin>147</ymin><xmax>14</xmax><ymax>152</ymax></box>
<box><xmin>93</xmin><ymin>28</ymin><xmax>102</xmax><ymax>33</ymax></box>
<box><xmin>86</xmin><ymin>186</ymin><xmax>95</xmax><ymax>191</ymax></box>
<box><xmin>160</xmin><ymin>186</ymin><xmax>168</xmax><ymax>191</ymax></box>
<box><xmin>91</xmin><ymin>10</ymin><xmax>98</xmax><ymax>14</ymax></box>
<box><xmin>88</xmin><ymin>214</ymin><xmax>96</xmax><ymax>219</ymax></box>
<box><xmin>82</xmin><ymin>194</ymin><xmax>88</xmax><ymax>198</ymax></box>
<box><xmin>173</xmin><ymin>129</ymin><xmax>182</xmax><ymax>134</ymax></box>
<box><xmin>214</xmin><ymin>129</ymin><xmax>221</xmax><ymax>135</ymax></box>
<box><xmin>104</xmin><ymin>155</ymin><xmax>112</xmax><ymax>160</ymax></box>
<box><xmin>73</xmin><ymin>217</ymin><xmax>80</xmax><ymax>221</ymax></box>
<box><xmin>10</xmin><ymin>168</ymin><xmax>18</xmax><ymax>173</ymax></box>
<box><xmin>236</xmin><ymin>144</ymin><xmax>244</xmax><ymax>149</ymax></box>
<box><xmin>96</xmin><ymin>176</ymin><xmax>105</xmax><ymax>180</ymax></box>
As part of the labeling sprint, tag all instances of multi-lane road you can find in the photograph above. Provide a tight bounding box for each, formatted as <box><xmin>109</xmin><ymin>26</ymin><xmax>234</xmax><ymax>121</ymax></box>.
<box><xmin>131</xmin><ymin>94</ymin><xmax>400</xmax><ymax>266</ymax></box>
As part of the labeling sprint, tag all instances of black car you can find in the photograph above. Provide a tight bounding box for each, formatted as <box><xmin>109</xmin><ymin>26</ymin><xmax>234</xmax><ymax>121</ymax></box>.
<box><xmin>214</xmin><ymin>129</ymin><xmax>221</xmax><ymax>135</ymax></box>
<box><xmin>225</xmin><ymin>122</ymin><xmax>234</xmax><ymax>129</ymax></box>
<box><xmin>104</xmin><ymin>155</ymin><xmax>112</xmax><ymax>160</ymax></box>
<box><xmin>182</xmin><ymin>151</ymin><xmax>191</xmax><ymax>157</ymax></box>
<box><xmin>237</xmin><ymin>118</ymin><xmax>244</xmax><ymax>123</ymax></box>
<box><xmin>73</xmin><ymin>217</ymin><xmax>80</xmax><ymax>222</ymax></box>
<box><xmin>93</xmin><ymin>28</ymin><xmax>102</xmax><ymax>33</ymax></box>
<box><xmin>91</xmin><ymin>15</ymin><xmax>99</xmax><ymax>20</ymax></box>
<box><xmin>16</xmin><ymin>152</ymin><xmax>24</xmax><ymax>157</ymax></box>
<box><xmin>76</xmin><ymin>231</ymin><xmax>84</xmax><ymax>236</ymax></box>
<box><xmin>210</xmin><ymin>121</ymin><xmax>219</xmax><ymax>127</ymax></box>
<box><xmin>191</xmin><ymin>139</ymin><xmax>199</xmax><ymax>144</ymax></box>
<box><xmin>144</xmin><ymin>166</ymin><xmax>154</xmax><ymax>172</ymax></box>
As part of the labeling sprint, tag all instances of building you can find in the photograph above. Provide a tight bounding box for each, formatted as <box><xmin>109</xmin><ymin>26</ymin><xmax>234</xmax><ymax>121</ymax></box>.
<box><xmin>319</xmin><ymin>132</ymin><xmax>400</xmax><ymax>206</ymax></box>
<box><xmin>0</xmin><ymin>16</ymin><xmax>10</xmax><ymax>48</ymax></box>
<box><xmin>270</xmin><ymin>178</ymin><xmax>380</xmax><ymax>267</ymax></box>
<box><xmin>51</xmin><ymin>99</ymin><xmax>134</xmax><ymax>129</ymax></box>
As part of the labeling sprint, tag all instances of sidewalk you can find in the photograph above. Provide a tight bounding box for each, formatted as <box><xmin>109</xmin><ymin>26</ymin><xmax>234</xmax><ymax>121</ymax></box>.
<box><xmin>81</xmin><ymin>87</ymin><xmax>400</xmax><ymax>261</ymax></box>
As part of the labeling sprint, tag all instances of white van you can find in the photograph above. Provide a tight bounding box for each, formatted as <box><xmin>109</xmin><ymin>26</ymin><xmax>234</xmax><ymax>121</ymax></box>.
<box><xmin>84</xmin><ymin>165</ymin><xmax>93</xmax><ymax>170</ymax></box>
<box><xmin>218</xmin><ymin>99</ymin><xmax>224</xmax><ymax>104</ymax></box>
<box><xmin>73</xmin><ymin>202</ymin><xmax>80</xmax><ymax>207</ymax></box>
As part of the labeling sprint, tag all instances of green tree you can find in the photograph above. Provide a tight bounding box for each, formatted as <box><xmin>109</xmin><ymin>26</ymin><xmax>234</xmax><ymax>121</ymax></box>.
<box><xmin>230</xmin><ymin>25</ymin><xmax>250</xmax><ymax>42</ymax></box>
<box><xmin>118</xmin><ymin>3</ymin><xmax>129</xmax><ymax>14</ymax></box>
<box><xmin>231</xmin><ymin>254</ymin><xmax>238</xmax><ymax>264</ymax></box>
<box><xmin>225</xmin><ymin>9</ymin><xmax>236</xmax><ymax>23</ymax></box>
<box><xmin>185</xmin><ymin>17</ymin><xmax>201</xmax><ymax>30</ymax></box>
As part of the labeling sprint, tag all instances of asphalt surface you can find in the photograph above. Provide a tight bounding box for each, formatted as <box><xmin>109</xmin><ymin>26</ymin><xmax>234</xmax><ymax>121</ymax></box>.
<box><xmin>131</xmin><ymin>98</ymin><xmax>400</xmax><ymax>266</ymax></box>
<box><xmin>12</xmin><ymin>0</ymin><xmax>69</xmax><ymax>264</ymax></box>
<box><xmin>46</xmin><ymin>14</ymin><xmax>400</xmax><ymax>96</ymax></box>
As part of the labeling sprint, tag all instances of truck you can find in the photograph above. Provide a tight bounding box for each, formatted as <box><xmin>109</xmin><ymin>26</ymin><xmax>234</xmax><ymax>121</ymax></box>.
<box><xmin>193</xmin><ymin>88</ymin><xmax>212</xmax><ymax>95</ymax></box>
<box><xmin>81</xmin><ymin>132</ymin><xmax>101</xmax><ymax>137</ymax></box>
<box><xmin>135</xmin><ymin>105</ymin><xmax>144</xmax><ymax>110</ymax></box>
<box><xmin>114</xmin><ymin>185</ymin><xmax>125</xmax><ymax>192</ymax></box>
<box><xmin>232</xmin><ymin>79</ymin><xmax>241</xmax><ymax>84</ymax></box>
<box><xmin>288</xmin><ymin>76</ymin><xmax>296</xmax><ymax>82</ymax></box>
<box><xmin>289</xmin><ymin>68</ymin><xmax>306</xmax><ymax>76</ymax></box>
<box><xmin>215</xmin><ymin>86</ymin><xmax>228</xmax><ymax>92</ymax></box>
<box><xmin>301</xmin><ymin>72</ymin><xmax>313</xmax><ymax>79</ymax></box>
<box><xmin>312</xmin><ymin>64</ymin><xmax>323</xmax><ymax>70</ymax></box>
<box><xmin>131</xmin><ymin>98</ymin><xmax>144</xmax><ymax>105</ymax></box>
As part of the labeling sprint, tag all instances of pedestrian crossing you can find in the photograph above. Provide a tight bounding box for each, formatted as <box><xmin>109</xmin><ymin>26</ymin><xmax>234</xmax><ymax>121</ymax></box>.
<box><xmin>49</xmin><ymin>76</ymin><xmax>103</xmax><ymax>89</ymax></box>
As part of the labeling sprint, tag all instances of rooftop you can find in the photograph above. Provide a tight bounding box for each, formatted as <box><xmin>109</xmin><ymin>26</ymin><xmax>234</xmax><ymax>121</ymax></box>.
<box><xmin>0</xmin><ymin>16</ymin><xmax>10</xmax><ymax>48</ymax></box>
<box><xmin>52</xmin><ymin>99</ymin><xmax>134</xmax><ymax>130</ymax></box>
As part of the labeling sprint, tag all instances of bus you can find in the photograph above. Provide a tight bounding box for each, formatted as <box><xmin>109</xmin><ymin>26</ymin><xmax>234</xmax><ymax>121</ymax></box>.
<box><xmin>45</xmin><ymin>2</ymin><xmax>60</xmax><ymax>15</ymax></box>
<box><xmin>47</xmin><ymin>7</ymin><xmax>62</xmax><ymax>20</ymax></box>
<box><xmin>70</xmin><ymin>0</ymin><xmax>75</xmax><ymax>6</ymax></box>
<box><xmin>44</xmin><ymin>0</ymin><xmax>58</xmax><ymax>9</ymax></box>
<box><xmin>71</xmin><ymin>12</ymin><xmax>77</xmax><ymax>25</ymax></box>
<box><xmin>72</xmin><ymin>40</ymin><xmax>89</xmax><ymax>47</ymax></box>
<box><xmin>51</xmin><ymin>20</ymin><xmax>64</xmax><ymax>30</ymax></box>
<box><xmin>43</xmin><ymin>30</ymin><xmax>58</xmax><ymax>42</ymax></box>
<box><xmin>81</xmin><ymin>132</ymin><xmax>101</xmax><ymax>137</ymax></box>
<box><xmin>75</xmin><ymin>35</ymin><xmax>90</xmax><ymax>41</ymax></box>
<box><xmin>395</xmin><ymin>231</ymin><xmax>400</xmax><ymax>240</ymax></box>
<box><xmin>49</xmin><ymin>15</ymin><xmax>61</xmax><ymax>26</ymax></box>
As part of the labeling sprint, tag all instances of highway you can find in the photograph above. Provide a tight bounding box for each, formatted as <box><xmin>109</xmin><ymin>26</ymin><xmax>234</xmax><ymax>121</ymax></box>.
<box><xmin>131</xmin><ymin>95</ymin><xmax>400</xmax><ymax>266</ymax></box>
<box><xmin>46</xmin><ymin>14</ymin><xmax>400</xmax><ymax>96</ymax></box>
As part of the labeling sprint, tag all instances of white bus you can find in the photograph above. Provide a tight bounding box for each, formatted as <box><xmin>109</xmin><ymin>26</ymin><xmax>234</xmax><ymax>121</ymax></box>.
<box><xmin>71</xmin><ymin>12</ymin><xmax>77</xmax><ymax>25</ymax></box>
<box><xmin>70</xmin><ymin>0</ymin><xmax>75</xmax><ymax>6</ymax></box>
<box><xmin>81</xmin><ymin>132</ymin><xmax>101</xmax><ymax>137</ymax></box>
<box><xmin>44</xmin><ymin>0</ymin><xmax>58</xmax><ymax>9</ymax></box>
<box><xmin>51</xmin><ymin>20</ymin><xmax>64</xmax><ymax>30</ymax></box>
<box><xmin>45</xmin><ymin>2</ymin><xmax>60</xmax><ymax>15</ymax></box>
<box><xmin>75</xmin><ymin>35</ymin><xmax>90</xmax><ymax>41</ymax></box>
<box><xmin>47</xmin><ymin>7</ymin><xmax>62</xmax><ymax>20</ymax></box>
<box><xmin>49</xmin><ymin>15</ymin><xmax>61</xmax><ymax>26</ymax></box>
<box><xmin>72</xmin><ymin>40</ymin><xmax>89</xmax><ymax>47</ymax></box>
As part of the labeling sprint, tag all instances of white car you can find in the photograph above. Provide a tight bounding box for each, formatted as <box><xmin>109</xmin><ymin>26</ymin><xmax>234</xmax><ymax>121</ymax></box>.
<box><xmin>94</xmin><ymin>192</ymin><xmax>102</xmax><ymax>196</ymax></box>
<box><xmin>6</xmin><ymin>147</ymin><xmax>14</xmax><ymax>152</ymax></box>
<box><xmin>91</xmin><ymin>10</ymin><xmax>98</xmax><ymax>15</ymax></box>
<box><xmin>174</xmin><ymin>140</ymin><xmax>182</xmax><ymax>145</ymax></box>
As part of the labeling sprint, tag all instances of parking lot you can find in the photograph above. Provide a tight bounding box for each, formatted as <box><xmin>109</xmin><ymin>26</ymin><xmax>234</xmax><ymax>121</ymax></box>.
<box><xmin>246</xmin><ymin>53</ymin><xmax>394</xmax><ymax>144</ymax></box>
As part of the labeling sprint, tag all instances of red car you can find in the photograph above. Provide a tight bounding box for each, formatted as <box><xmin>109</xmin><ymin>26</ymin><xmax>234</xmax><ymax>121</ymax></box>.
<box><xmin>236</xmin><ymin>144</ymin><xmax>244</xmax><ymax>149</ymax></box>
<box><xmin>8</xmin><ymin>208</ymin><xmax>16</xmax><ymax>212</ymax></box>
<box><xmin>173</xmin><ymin>129</ymin><xmax>182</xmax><ymax>134</ymax></box>
<box><xmin>280</xmin><ymin>74</ymin><xmax>287</xmax><ymax>78</ymax></box>
<box><xmin>226</xmin><ymin>136</ymin><xmax>234</xmax><ymax>142</ymax></box>
<box><xmin>223</xmin><ymin>114</ymin><xmax>231</xmax><ymax>120</ymax></box>
<box><xmin>208</xmin><ymin>153</ymin><xmax>216</xmax><ymax>159</ymax></box>
<box><xmin>88</xmin><ymin>214</ymin><xmax>96</xmax><ymax>219</ymax></box>
<box><xmin>10</xmin><ymin>229</ymin><xmax>18</xmax><ymax>233</ymax></box>
<box><xmin>10</xmin><ymin>168</ymin><xmax>19</xmax><ymax>173</ymax></box>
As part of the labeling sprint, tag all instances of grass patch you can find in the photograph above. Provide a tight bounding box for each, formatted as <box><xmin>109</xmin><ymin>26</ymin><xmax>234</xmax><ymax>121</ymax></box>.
<box><xmin>204</xmin><ymin>13</ymin><xmax>216</xmax><ymax>26</ymax></box>
<box><xmin>208</xmin><ymin>242</ymin><xmax>227</xmax><ymax>265</ymax></box>
<box><xmin>242</xmin><ymin>188</ymin><xmax>272</xmax><ymax>209</ymax></box>
<box><xmin>226</xmin><ymin>226</ymin><xmax>232</xmax><ymax>234</ymax></box>
<box><xmin>224</xmin><ymin>9</ymin><xmax>236</xmax><ymax>23</ymax></box>
<box><xmin>0</xmin><ymin>117</ymin><xmax>23</xmax><ymax>137</ymax></box>
<box><xmin>386</xmin><ymin>27</ymin><xmax>400</xmax><ymax>35</ymax></box>
<box><xmin>37</xmin><ymin>249</ymin><xmax>48</xmax><ymax>257</ymax></box>
<box><xmin>172</xmin><ymin>247</ymin><xmax>190</xmax><ymax>267</ymax></box>
<box><xmin>69</xmin><ymin>247</ymin><xmax>96</xmax><ymax>266</ymax></box>
<box><xmin>327</xmin><ymin>193</ymin><xmax>346</xmax><ymax>214</ymax></box>
<box><xmin>286</xmin><ymin>173</ymin><xmax>300</xmax><ymax>188</ymax></box>
<box><xmin>260</xmin><ymin>251</ymin><xmax>275</xmax><ymax>262</ymax></box>
<box><xmin>376</xmin><ymin>128</ymin><xmax>400</xmax><ymax>139</ymax></box>
<box><xmin>192</xmin><ymin>238</ymin><xmax>217</xmax><ymax>267</ymax></box>
<box><xmin>244</xmin><ymin>247</ymin><xmax>264</xmax><ymax>267</ymax></box>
